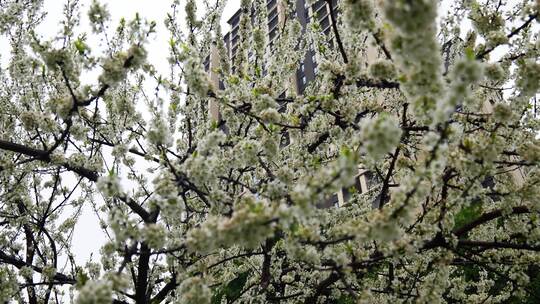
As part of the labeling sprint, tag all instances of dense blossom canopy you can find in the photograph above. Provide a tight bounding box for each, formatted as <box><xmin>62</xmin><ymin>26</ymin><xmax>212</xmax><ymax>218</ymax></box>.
<box><xmin>0</xmin><ymin>0</ymin><xmax>540</xmax><ymax>303</ymax></box>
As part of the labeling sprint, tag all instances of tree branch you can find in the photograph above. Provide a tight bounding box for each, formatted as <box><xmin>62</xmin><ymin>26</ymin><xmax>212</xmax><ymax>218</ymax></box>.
<box><xmin>325</xmin><ymin>0</ymin><xmax>348</xmax><ymax>63</ymax></box>
<box><xmin>476</xmin><ymin>13</ymin><xmax>538</xmax><ymax>59</ymax></box>
<box><xmin>453</xmin><ymin>206</ymin><xmax>530</xmax><ymax>237</ymax></box>
<box><xmin>0</xmin><ymin>139</ymin><xmax>99</xmax><ymax>181</ymax></box>
<box><xmin>457</xmin><ymin>240</ymin><xmax>540</xmax><ymax>251</ymax></box>
<box><xmin>0</xmin><ymin>250</ymin><xmax>76</xmax><ymax>284</ymax></box>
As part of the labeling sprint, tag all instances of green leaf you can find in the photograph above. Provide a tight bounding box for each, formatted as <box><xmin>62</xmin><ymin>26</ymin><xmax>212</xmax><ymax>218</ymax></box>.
<box><xmin>251</xmin><ymin>87</ymin><xmax>261</xmax><ymax>97</ymax></box>
<box><xmin>228</xmin><ymin>76</ymin><xmax>239</xmax><ymax>85</ymax></box>
<box><xmin>525</xmin><ymin>269</ymin><xmax>540</xmax><ymax>303</ymax></box>
<box><xmin>169</xmin><ymin>101</ymin><xmax>178</xmax><ymax>112</ymax></box>
<box><xmin>340</xmin><ymin>146</ymin><xmax>352</xmax><ymax>158</ymax></box>
<box><xmin>74</xmin><ymin>40</ymin><xmax>85</xmax><ymax>54</ymax></box>
<box><xmin>290</xmin><ymin>114</ymin><xmax>300</xmax><ymax>125</ymax></box>
<box><xmin>464</xmin><ymin>47</ymin><xmax>475</xmax><ymax>60</ymax></box>
<box><xmin>73</xmin><ymin>34</ymin><xmax>88</xmax><ymax>55</ymax></box>
<box><xmin>108</xmin><ymin>167</ymin><xmax>117</xmax><ymax>177</ymax></box>
<box><xmin>453</xmin><ymin>203</ymin><xmax>482</xmax><ymax>232</ymax></box>
<box><xmin>290</xmin><ymin>220</ymin><xmax>300</xmax><ymax>234</ymax></box>
<box><xmin>75</xmin><ymin>269</ymin><xmax>89</xmax><ymax>288</ymax></box>
<box><xmin>311</xmin><ymin>156</ymin><xmax>322</xmax><ymax>167</ymax></box>
<box><xmin>336</xmin><ymin>295</ymin><xmax>355</xmax><ymax>304</ymax></box>
<box><xmin>398</xmin><ymin>74</ymin><xmax>407</xmax><ymax>82</ymax></box>
<box><xmin>212</xmin><ymin>271</ymin><xmax>249</xmax><ymax>304</ymax></box>
<box><xmin>461</xmin><ymin>264</ymin><xmax>481</xmax><ymax>282</ymax></box>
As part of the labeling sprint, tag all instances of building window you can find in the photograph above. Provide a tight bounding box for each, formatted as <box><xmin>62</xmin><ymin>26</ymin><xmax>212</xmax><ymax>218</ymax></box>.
<box><xmin>321</xmin><ymin>16</ymin><xmax>330</xmax><ymax>30</ymax></box>
<box><xmin>203</xmin><ymin>56</ymin><xmax>210</xmax><ymax>72</ymax></box>
<box><xmin>312</xmin><ymin>0</ymin><xmax>326</xmax><ymax>12</ymax></box>
<box><xmin>267</xmin><ymin>0</ymin><xmax>277</xmax><ymax>10</ymax></box>
<box><xmin>268</xmin><ymin>15</ymin><xmax>279</xmax><ymax>30</ymax></box>
<box><xmin>317</xmin><ymin>193</ymin><xmax>338</xmax><ymax>209</ymax></box>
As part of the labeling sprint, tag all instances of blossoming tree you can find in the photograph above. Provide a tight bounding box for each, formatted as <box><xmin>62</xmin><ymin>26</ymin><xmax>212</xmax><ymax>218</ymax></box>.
<box><xmin>1</xmin><ymin>0</ymin><xmax>540</xmax><ymax>303</ymax></box>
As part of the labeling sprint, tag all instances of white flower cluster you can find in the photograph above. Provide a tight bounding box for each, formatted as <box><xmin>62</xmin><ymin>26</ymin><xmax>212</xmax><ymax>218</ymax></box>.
<box><xmin>486</xmin><ymin>30</ymin><xmax>508</xmax><ymax>48</ymax></box>
<box><xmin>20</xmin><ymin>266</ymin><xmax>33</xmax><ymax>278</ymax></box>
<box><xmin>48</xmin><ymin>96</ymin><xmax>74</xmax><ymax>120</ymax></box>
<box><xmin>519</xmin><ymin>140</ymin><xmax>540</xmax><ymax>163</ymax></box>
<box><xmin>180</xmin><ymin>45</ymin><xmax>210</xmax><ymax>97</ymax></box>
<box><xmin>38</xmin><ymin>47</ymin><xmax>78</xmax><ymax>77</ymax></box>
<box><xmin>253</xmin><ymin>93</ymin><xmax>278</xmax><ymax>112</ymax></box>
<box><xmin>368</xmin><ymin>60</ymin><xmax>396</xmax><ymax>80</ymax></box>
<box><xmin>468</xmin><ymin>1</ymin><xmax>504</xmax><ymax>37</ymax></box>
<box><xmin>359</xmin><ymin>114</ymin><xmax>402</xmax><ymax>161</ymax></box>
<box><xmin>186</xmin><ymin>196</ymin><xmax>278</xmax><ymax>252</ymax></box>
<box><xmin>185</xmin><ymin>0</ymin><xmax>201</xmax><ymax>28</ymax></box>
<box><xmin>492</xmin><ymin>102</ymin><xmax>514</xmax><ymax>123</ymax></box>
<box><xmin>0</xmin><ymin>1</ymin><xmax>24</xmax><ymax>34</ymax></box>
<box><xmin>96</xmin><ymin>174</ymin><xmax>122</xmax><ymax>197</ymax></box>
<box><xmin>434</xmin><ymin>57</ymin><xmax>484</xmax><ymax>124</ymax></box>
<box><xmin>253</xmin><ymin>27</ymin><xmax>266</xmax><ymax>59</ymax></box>
<box><xmin>75</xmin><ymin>280</ymin><xmax>112</xmax><ymax>304</ymax></box>
<box><xmin>260</xmin><ymin>133</ymin><xmax>279</xmax><ymax>159</ymax></box>
<box><xmin>285</xmin><ymin>242</ymin><xmax>321</xmax><ymax>265</ymax></box>
<box><xmin>233</xmin><ymin>139</ymin><xmax>260</xmax><ymax>167</ymax></box>
<box><xmin>88</xmin><ymin>0</ymin><xmax>110</xmax><ymax>33</ymax></box>
<box><xmin>19</xmin><ymin>111</ymin><xmax>40</xmax><ymax>130</ymax></box>
<box><xmin>98</xmin><ymin>45</ymin><xmax>147</xmax><ymax>86</ymax></box>
<box><xmin>41</xmin><ymin>266</ymin><xmax>57</xmax><ymax>281</ymax></box>
<box><xmin>384</xmin><ymin>0</ymin><xmax>437</xmax><ymax>34</ymax></box>
<box><xmin>176</xmin><ymin>277</ymin><xmax>211</xmax><ymax>304</ymax></box>
<box><xmin>153</xmin><ymin>172</ymin><xmax>178</xmax><ymax>199</ymax></box>
<box><xmin>147</xmin><ymin>117</ymin><xmax>172</xmax><ymax>147</ymax></box>
<box><xmin>0</xmin><ymin>267</ymin><xmax>18</xmax><ymax>303</ymax></box>
<box><xmin>516</xmin><ymin>59</ymin><xmax>540</xmax><ymax>97</ymax></box>
<box><xmin>383</xmin><ymin>0</ymin><xmax>443</xmax><ymax>121</ymax></box>
<box><xmin>484</xmin><ymin>63</ymin><xmax>506</xmax><ymax>83</ymax></box>
<box><xmin>141</xmin><ymin>223</ymin><xmax>166</xmax><ymax>249</ymax></box>
<box><xmin>344</xmin><ymin>0</ymin><xmax>375</xmax><ymax>31</ymax></box>
<box><xmin>260</xmin><ymin>108</ymin><xmax>281</xmax><ymax>123</ymax></box>
<box><xmin>197</xmin><ymin>130</ymin><xmax>226</xmax><ymax>156</ymax></box>
<box><xmin>182</xmin><ymin>152</ymin><xmax>221</xmax><ymax>189</ymax></box>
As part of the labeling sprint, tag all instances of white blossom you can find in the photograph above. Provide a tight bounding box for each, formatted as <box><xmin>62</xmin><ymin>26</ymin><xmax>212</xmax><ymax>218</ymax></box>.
<box><xmin>359</xmin><ymin>114</ymin><xmax>402</xmax><ymax>161</ymax></box>
<box><xmin>88</xmin><ymin>0</ymin><xmax>110</xmax><ymax>33</ymax></box>
<box><xmin>76</xmin><ymin>280</ymin><xmax>112</xmax><ymax>304</ymax></box>
<box><xmin>147</xmin><ymin>116</ymin><xmax>172</xmax><ymax>147</ymax></box>
<box><xmin>141</xmin><ymin>223</ymin><xmax>167</xmax><ymax>249</ymax></box>
<box><xmin>176</xmin><ymin>277</ymin><xmax>211</xmax><ymax>304</ymax></box>
<box><xmin>96</xmin><ymin>174</ymin><xmax>122</xmax><ymax>197</ymax></box>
